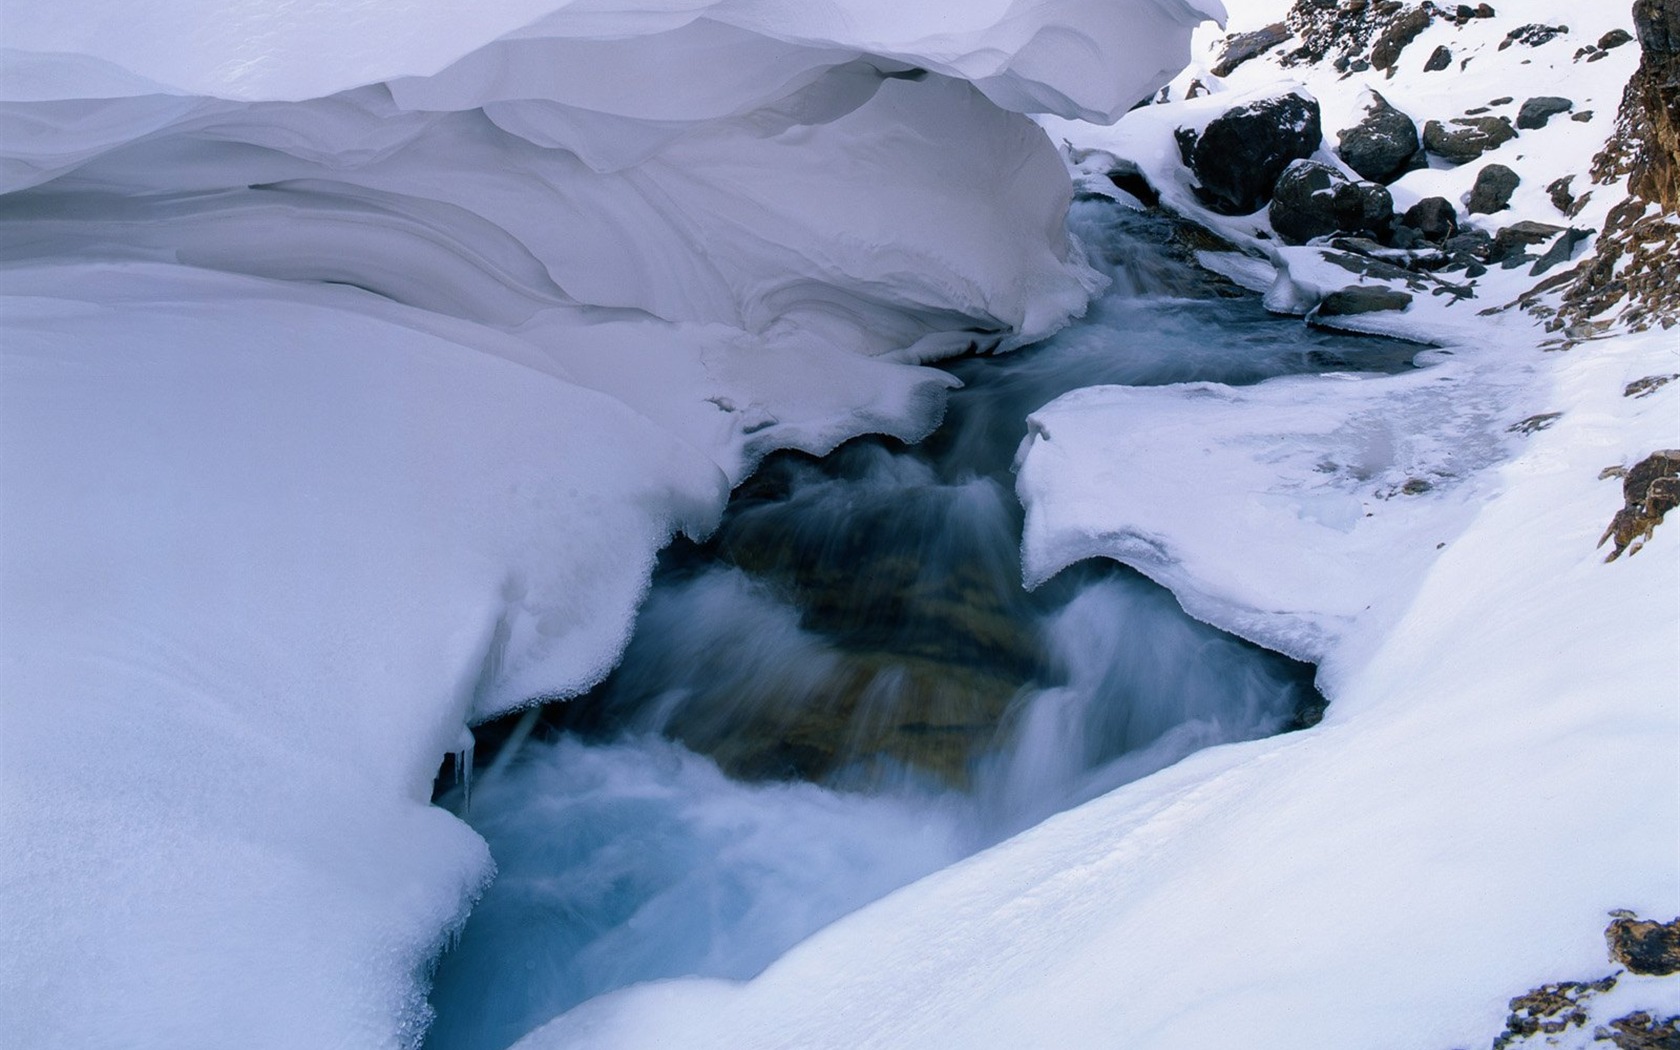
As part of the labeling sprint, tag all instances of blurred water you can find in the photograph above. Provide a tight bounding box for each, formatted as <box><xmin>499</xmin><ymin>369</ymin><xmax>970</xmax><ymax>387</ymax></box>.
<box><xmin>424</xmin><ymin>202</ymin><xmax>1414</xmax><ymax>1050</ymax></box>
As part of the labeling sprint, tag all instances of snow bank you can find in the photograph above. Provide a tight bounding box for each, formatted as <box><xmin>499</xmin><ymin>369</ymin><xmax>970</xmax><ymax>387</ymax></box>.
<box><xmin>0</xmin><ymin>0</ymin><xmax>1216</xmax><ymax>1045</ymax></box>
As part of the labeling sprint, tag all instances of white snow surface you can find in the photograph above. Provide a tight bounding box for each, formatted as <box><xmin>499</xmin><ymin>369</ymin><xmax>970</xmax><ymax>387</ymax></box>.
<box><xmin>0</xmin><ymin>1</ymin><xmax>1218</xmax><ymax>1046</ymax></box>
<box><xmin>513</xmin><ymin>1</ymin><xmax>1680</xmax><ymax>1048</ymax></box>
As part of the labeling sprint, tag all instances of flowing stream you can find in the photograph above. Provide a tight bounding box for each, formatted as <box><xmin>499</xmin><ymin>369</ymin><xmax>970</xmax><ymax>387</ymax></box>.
<box><xmin>423</xmin><ymin>200</ymin><xmax>1421</xmax><ymax>1050</ymax></box>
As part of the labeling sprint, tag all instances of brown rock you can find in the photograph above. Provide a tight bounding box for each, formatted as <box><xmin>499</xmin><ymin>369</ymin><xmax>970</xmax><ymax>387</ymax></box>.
<box><xmin>1607</xmin><ymin>914</ymin><xmax>1680</xmax><ymax>974</ymax></box>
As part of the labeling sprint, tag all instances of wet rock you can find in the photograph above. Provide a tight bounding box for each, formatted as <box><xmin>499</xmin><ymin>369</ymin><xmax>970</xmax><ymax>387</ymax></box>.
<box><xmin>1423</xmin><ymin>115</ymin><xmax>1518</xmax><ymax>163</ymax></box>
<box><xmin>1607</xmin><ymin>915</ymin><xmax>1680</xmax><ymax>974</ymax></box>
<box><xmin>1371</xmin><ymin>6</ymin><xmax>1434</xmax><ymax>71</ymax></box>
<box><xmin>1337</xmin><ymin>90</ymin><xmax>1421</xmax><ymax>182</ymax></box>
<box><xmin>1599</xmin><ymin>451</ymin><xmax>1680</xmax><ymax>560</ymax></box>
<box><xmin>1517</xmin><ymin>95</ymin><xmax>1574</xmax><ymax>129</ymax></box>
<box><xmin>1268</xmin><ymin>159</ymin><xmax>1393</xmax><ymax>244</ymax></box>
<box><xmin>1314</xmin><ymin>285</ymin><xmax>1413</xmax><ymax>315</ymax></box>
<box><xmin>1400</xmin><ymin>196</ymin><xmax>1459</xmax><ymax>241</ymax></box>
<box><xmin>1212</xmin><ymin>22</ymin><xmax>1292</xmax><ymax>76</ymax></box>
<box><xmin>1180</xmin><ymin>92</ymin><xmax>1323</xmax><ymax>214</ymax></box>
<box><xmin>1468</xmin><ymin>163</ymin><xmax>1521</xmax><ymax>213</ymax></box>
<box><xmin>1423</xmin><ymin>44</ymin><xmax>1453</xmax><ymax>70</ymax></box>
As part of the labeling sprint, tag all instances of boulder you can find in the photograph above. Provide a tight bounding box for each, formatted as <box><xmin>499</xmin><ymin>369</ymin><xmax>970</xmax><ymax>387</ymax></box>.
<box><xmin>1314</xmin><ymin>286</ymin><xmax>1413</xmax><ymax>316</ymax></box>
<box><xmin>1401</xmin><ymin>196</ymin><xmax>1460</xmax><ymax>241</ymax></box>
<box><xmin>1424</xmin><ymin>45</ymin><xmax>1453</xmax><ymax>71</ymax></box>
<box><xmin>1422</xmin><ymin>116</ymin><xmax>1517</xmax><ymax>163</ymax></box>
<box><xmin>1337</xmin><ymin>90</ymin><xmax>1420</xmax><ymax>182</ymax></box>
<box><xmin>1180</xmin><ymin>92</ymin><xmax>1323</xmax><ymax>215</ymax></box>
<box><xmin>1487</xmin><ymin>220</ymin><xmax>1565</xmax><ymax>265</ymax></box>
<box><xmin>1516</xmin><ymin>96</ymin><xmax>1573</xmax><ymax>129</ymax></box>
<box><xmin>1268</xmin><ymin>160</ymin><xmax>1394</xmax><ymax>244</ymax></box>
<box><xmin>1598</xmin><ymin>28</ymin><xmax>1634</xmax><ymax>50</ymax></box>
<box><xmin>1467</xmin><ymin>163</ymin><xmax>1521</xmax><ymax>213</ymax></box>
<box><xmin>1212</xmin><ymin>23</ymin><xmax>1292</xmax><ymax>77</ymax></box>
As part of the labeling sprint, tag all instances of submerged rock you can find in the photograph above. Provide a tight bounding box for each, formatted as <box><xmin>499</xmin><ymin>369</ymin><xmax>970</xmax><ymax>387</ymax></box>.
<box><xmin>1181</xmin><ymin>91</ymin><xmax>1323</xmax><ymax>214</ymax></box>
<box><xmin>1337</xmin><ymin>89</ymin><xmax>1421</xmax><ymax>182</ymax></box>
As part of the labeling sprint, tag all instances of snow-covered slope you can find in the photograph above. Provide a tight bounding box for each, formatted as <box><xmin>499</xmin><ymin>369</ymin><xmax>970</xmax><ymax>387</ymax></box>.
<box><xmin>0</xmin><ymin>1</ymin><xmax>1219</xmax><ymax>1045</ymax></box>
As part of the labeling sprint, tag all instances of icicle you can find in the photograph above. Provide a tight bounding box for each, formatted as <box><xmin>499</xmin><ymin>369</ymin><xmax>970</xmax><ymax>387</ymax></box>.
<box><xmin>454</xmin><ymin>725</ymin><xmax>475</xmax><ymax>812</ymax></box>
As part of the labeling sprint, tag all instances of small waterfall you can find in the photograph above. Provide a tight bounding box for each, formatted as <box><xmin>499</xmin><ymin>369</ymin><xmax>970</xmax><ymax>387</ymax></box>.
<box><xmin>424</xmin><ymin>202</ymin><xmax>1419</xmax><ymax>1050</ymax></box>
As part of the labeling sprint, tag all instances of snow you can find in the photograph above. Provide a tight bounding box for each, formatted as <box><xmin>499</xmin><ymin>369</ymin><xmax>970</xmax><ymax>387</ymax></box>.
<box><xmin>0</xmin><ymin>0</ymin><xmax>1224</xmax><ymax>1045</ymax></box>
<box><xmin>3</xmin><ymin>0</ymin><xmax>1674</xmax><ymax>1045</ymax></box>
<box><xmin>512</xmin><ymin>1</ymin><xmax>1679</xmax><ymax>1048</ymax></box>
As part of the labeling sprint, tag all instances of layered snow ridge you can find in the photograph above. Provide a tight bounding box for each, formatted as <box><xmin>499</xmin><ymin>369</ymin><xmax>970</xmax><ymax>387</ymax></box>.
<box><xmin>0</xmin><ymin>1</ymin><xmax>1216</xmax><ymax>1046</ymax></box>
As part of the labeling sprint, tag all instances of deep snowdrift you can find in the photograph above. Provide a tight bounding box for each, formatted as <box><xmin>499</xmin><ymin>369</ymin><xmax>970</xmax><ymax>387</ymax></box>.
<box><xmin>0</xmin><ymin>0</ymin><xmax>1221</xmax><ymax>1045</ymax></box>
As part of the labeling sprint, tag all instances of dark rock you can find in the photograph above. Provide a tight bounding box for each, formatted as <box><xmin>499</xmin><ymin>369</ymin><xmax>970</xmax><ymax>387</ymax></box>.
<box><xmin>1600</xmin><ymin>453</ymin><xmax>1680</xmax><ymax>560</ymax></box>
<box><xmin>1442</xmin><ymin>227</ymin><xmax>1492</xmax><ymax>256</ymax></box>
<box><xmin>1599</xmin><ymin>28</ymin><xmax>1635</xmax><ymax>50</ymax></box>
<box><xmin>1349</xmin><ymin>58</ymin><xmax>1371</xmax><ymax>71</ymax></box>
<box><xmin>1106</xmin><ymin>161</ymin><xmax>1160</xmax><ymax>208</ymax></box>
<box><xmin>1372</xmin><ymin>6</ymin><xmax>1434</xmax><ymax>70</ymax></box>
<box><xmin>1607</xmin><ymin>915</ymin><xmax>1680</xmax><ymax>973</ymax></box>
<box><xmin>1477</xmin><ymin>3</ymin><xmax>1495</xmax><ymax>15</ymax></box>
<box><xmin>1314</xmin><ymin>285</ymin><xmax>1413</xmax><ymax>315</ymax></box>
<box><xmin>1548</xmin><ymin>175</ymin><xmax>1576</xmax><ymax>212</ymax></box>
<box><xmin>1401</xmin><ymin>196</ymin><xmax>1460</xmax><ymax>241</ymax></box>
<box><xmin>1588</xmin><ymin>49</ymin><xmax>1611</xmax><ymax>61</ymax></box>
<box><xmin>1422</xmin><ymin>116</ymin><xmax>1517</xmax><ymax>163</ymax></box>
<box><xmin>1634</xmin><ymin>0</ymin><xmax>1680</xmax><ymax>54</ymax></box>
<box><xmin>1424</xmin><ymin>44</ymin><xmax>1453</xmax><ymax>70</ymax></box>
<box><xmin>1597</xmin><ymin>1011</ymin><xmax>1680</xmax><ymax>1050</ymax></box>
<box><xmin>1517</xmin><ymin>95</ymin><xmax>1574</xmax><ymax>129</ymax></box>
<box><xmin>1268</xmin><ymin>160</ymin><xmax>1394</xmax><ymax>244</ymax></box>
<box><xmin>1468</xmin><ymin>163</ymin><xmax>1521</xmax><ymax>213</ymax></box>
<box><xmin>1336</xmin><ymin>90</ymin><xmax>1421</xmax><ymax>182</ymax></box>
<box><xmin>1500</xmin><ymin>23</ymin><xmax>1569</xmax><ymax>50</ymax></box>
<box><xmin>1572</xmin><ymin>110</ymin><xmax>1595</xmax><ymax>122</ymax></box>
<box><xmin>1213</xmin><ymin>22</ymin><xmax>1292</xmax><ymax>77</ymax></box>
<box><xmin>1488</xmin><ymin>220</ymin><xmax>1565</xmax><ymax>264</ymax></box>
<box><xmin>1181</xmin><ymin>92</ymin><xmax>1323</xmax><ymax>214</ymax></box>
<box><xmin>1529</xmin><ymin>227</ymin><xmax>1593</xmax><ymax>276</ymax></box>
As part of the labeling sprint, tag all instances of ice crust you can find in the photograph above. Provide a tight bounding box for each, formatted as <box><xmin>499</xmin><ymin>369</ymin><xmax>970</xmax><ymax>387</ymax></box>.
<box><xmin>0</xmin><ymin>0</ymin><xmax>1216</xmax><ymax>1045</ymax></box>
